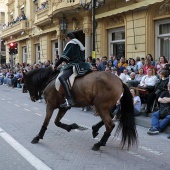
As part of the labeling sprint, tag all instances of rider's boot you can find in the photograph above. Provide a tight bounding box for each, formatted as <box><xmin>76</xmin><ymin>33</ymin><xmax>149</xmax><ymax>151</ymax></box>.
<box><xmin>60</xmin><ymin>80</ymin><xmax>75</xmax><ymax>108</ymax></box>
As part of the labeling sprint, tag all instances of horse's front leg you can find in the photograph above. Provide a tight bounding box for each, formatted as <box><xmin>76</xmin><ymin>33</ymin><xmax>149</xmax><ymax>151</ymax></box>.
<box><xmin>92</xmin><ymin>112</ymin><xmax>115</xmax><ymax>151</ymax></box>
<box><xmin>54</xmin><ymin>108</ymin><xmax>88</xmax><ymax>132</ymax></box>
<box><xmin>31</xmin><ymin>105</ymin><xmax>54</xmax><ymax>144</ymax></box>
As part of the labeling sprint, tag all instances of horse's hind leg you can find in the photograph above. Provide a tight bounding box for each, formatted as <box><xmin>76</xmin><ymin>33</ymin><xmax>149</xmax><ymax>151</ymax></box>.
<box><xmin>92</xmin><ymin>106</ymin><xmax>116</xmax><ymax>138</ymax></box>
<box><xmin>92</xmin><ymin>111</ymin><xmax>115</xmax><ymax>151</ymax></box>
<box><xmin>54</xmin><ymin>109</ymin><xmax>84</xmax><ymax>132</ymax></box>
<box><xmin>31</xmin><ymin>105</ymin><xmax>54</xmax><ymax>144</ymax></box>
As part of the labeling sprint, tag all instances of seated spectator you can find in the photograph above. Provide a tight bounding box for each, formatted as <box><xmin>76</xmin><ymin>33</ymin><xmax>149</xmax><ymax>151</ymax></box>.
<box><xmin>147</xmin><ymin>83</ymin><xmax>170</xmax><ymax>135</ymax></box>
<box><xmin>139</xmin><ymin>68</ymin><xmax>158</xmax><ymax>88</ymax></box>
<box><xmin>130</xmin><ymin>87</ymin><xmax>141</xmax><ymax>116</ymax></box>
<box><xmin>146</xmin><ymin>54</ymin><xmax>155</xmax><ymax>66</ymax></box>
<box><xmin>127</xmin><ymin>68</ymin><xmax>145</xmax><ymax>88</ymax></box>
<box><xmin>119</xmin><ymin>69</ymin><xmax>130</xmax><ymax>83</ymax></box>
<box><xmin>145</xmin><ymin>69</ymin><xmax>169</xmax><ymax>115</ymax></box>
<box><xmin>117</xmin><ymin>57</ymin><xmax>128</xmax><ymax>73</ymax></box>
<box><xmin>155</xmin><ymin>55</ymin><xmax>168</xmax><ymax>76</ymax></box>
<box><xmin>105</xmin><ymin>66</ymin><xmax>111</xmax><ymax>72</ymax></box>
<box><xmin>11</xmin><ymin>70</ymin><xmax>23</xmax><ymax>88</ymax></box>
<box><xmin>142</xmin><ymin>59</ymin><xmax>154</xmax><ymax>75</ymax></box>
<box><xmin>111</xmin><ymin>67</ymin><xmax>119</xmax><ymax>76</ymax></box>
<box><xmin>126</xmin><ymin>58</ymin><xmax>138</xmax><ymax>74</ymax></box>
<box><xmin>3</xmin><ymin>70</ymin><xmax>14</xmax><ymax>86</ymax></box>
<box><xmin>0</xmin><ymin>70</ymin><xmax>5</xmax><ymax>85</ymax></box>
<box><xmin>97</xmin><ymin>56</ymin><xmax>107</xmax><ymax>71</ymax></box>
<box><xmin>136</xmin><ymin>56</ymin><xmax>143</xmax><ymax>70</ymax></box>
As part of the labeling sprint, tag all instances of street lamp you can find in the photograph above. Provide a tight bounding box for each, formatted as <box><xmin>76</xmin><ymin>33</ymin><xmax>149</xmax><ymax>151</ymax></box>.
<box><xmin>59</xmin><ymin>14</ymin><xmax>67</xmax><ymax>33</ymax></box>
<box><xmin>80</xmin><ymin>0</ymin><xmax>105</xmax><ymax>58</ymax></box>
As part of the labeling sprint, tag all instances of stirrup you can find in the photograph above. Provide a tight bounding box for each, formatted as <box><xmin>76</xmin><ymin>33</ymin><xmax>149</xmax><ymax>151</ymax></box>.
<box><xmin>60</xmin><ymin>98</ymin><xmax>75</xmax><ymax>108</ymax></box>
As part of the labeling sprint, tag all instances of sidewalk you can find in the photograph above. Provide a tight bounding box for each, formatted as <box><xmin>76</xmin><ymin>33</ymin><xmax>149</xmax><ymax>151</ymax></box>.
<box><xmin>135</xmin><ymin>110</ymin><xmax>170</xmax><ymax>134</ymax></box>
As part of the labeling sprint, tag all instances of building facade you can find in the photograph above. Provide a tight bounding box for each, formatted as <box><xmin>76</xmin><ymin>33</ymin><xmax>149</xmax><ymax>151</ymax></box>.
<box><xmin>0</xmin><ymin>0</ymin><xmax>6</xmax><ymax>64</ymax></box>
<box><xmin>1</xmin><ymin>0</ymin><xmax>170</xmax><ymax>65</ymax></box>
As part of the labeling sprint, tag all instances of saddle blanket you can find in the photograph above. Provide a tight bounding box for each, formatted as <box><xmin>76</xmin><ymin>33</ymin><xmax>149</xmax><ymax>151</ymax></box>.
<box><xmin>55</xmin><ymin>66</ymin><xmax>77</xmax><ymax>91</ymax></box>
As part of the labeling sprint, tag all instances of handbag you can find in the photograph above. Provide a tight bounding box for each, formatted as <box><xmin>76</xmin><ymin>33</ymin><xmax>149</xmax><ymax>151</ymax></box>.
<box><xmin>159</xmin><ymin>106</ymin><xmax>170</xmax><ymax>118</ymax></box>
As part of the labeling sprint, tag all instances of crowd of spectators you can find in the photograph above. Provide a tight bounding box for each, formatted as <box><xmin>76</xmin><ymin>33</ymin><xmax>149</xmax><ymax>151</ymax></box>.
<box><xmin>87</xmin><ymin>54</ymin><xmax>170</xmax><ymax>138</ymax></box>
<box><xmin>36</xmin><ymin>1</ymin><xmax>49</xmax><ymax>12</ymax></box>
<box><xmin>2</xmin><ymin>12</ymin><xmax>27</xmax><ymax>29</ymax></box>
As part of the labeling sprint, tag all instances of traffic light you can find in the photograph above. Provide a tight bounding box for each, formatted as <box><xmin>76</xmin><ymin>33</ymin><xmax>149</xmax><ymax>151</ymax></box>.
<box><xmin>14</xmin><ymin>43</ymin><xmax>18</xmax><ymax>54</ymax></box>
<box><xmin>8</xmin><ymin>42</ymin><xmax>18</xmax><ymax>55</ymax></box>
<box><xmin>9</xmin><ymin>42</ymin><xmax>14</xmax><ymax>55</ymax></box>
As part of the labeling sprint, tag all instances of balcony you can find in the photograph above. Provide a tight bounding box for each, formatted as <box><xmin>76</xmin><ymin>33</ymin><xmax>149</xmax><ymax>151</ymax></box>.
<box><xmin>1</xmin><ymin>20</ymin><xmax>29</xmax><ymax>39</ymax></box>
<box><xmin>34</xmin><ymin>8</ymin><xmax>51</xmax><ymax>29</ymax></box>
<box><xmin>52</xmin><ymin>0</ymin><xmax>80</xmax><ymax>15</ymax></box>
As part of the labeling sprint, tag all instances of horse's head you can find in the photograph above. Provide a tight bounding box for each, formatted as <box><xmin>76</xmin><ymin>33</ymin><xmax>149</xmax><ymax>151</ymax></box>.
<box><xmin>23</xmin><ymin>72</ymin><xmax>39</xmax><ymax>102</ymax></box>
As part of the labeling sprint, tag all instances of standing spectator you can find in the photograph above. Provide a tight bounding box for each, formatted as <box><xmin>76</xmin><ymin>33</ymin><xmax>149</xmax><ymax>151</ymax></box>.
<box><xmin>107</xmin><ymin>54</ymin><xmax>117</xmax><ymax>68</ymax></box>
<box><xmin>97</xmin><ymin>56</ymin><xmax>107</xmax><ymax>71</ymax></box>
<box><xmin>155</xmin><ymin>56</ymin><xmax>168</xmax><ymax>75</ymax></box>
<box><xmin>147</xmin><ymin>82</ymin><xmax>170</xmax><ymax>135</ymax></box>
<box><xmin>136</xmin><ymin>56</ymin><xmax>143</xmax><ymax>70</ymax></box>
<box><xmin>130</xmin><ymin>87</ymin><xmax>141</xmax><ymax>116</ymax></box>
<box><xmin>142</xmin><ymin>59</ymin><xmax>154</xmax><ymax>75</ymax></box>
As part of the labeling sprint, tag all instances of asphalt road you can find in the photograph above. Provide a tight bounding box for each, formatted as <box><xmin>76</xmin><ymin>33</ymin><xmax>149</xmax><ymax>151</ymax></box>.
<box><xmin>0</xmin><ymin>85</ymin><xmax>170</xmax><ymax>170</ymax></box>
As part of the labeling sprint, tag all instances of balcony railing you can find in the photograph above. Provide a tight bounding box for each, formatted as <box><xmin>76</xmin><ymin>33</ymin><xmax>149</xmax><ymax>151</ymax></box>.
<box><xmin>34</xmin><ymin>8</ymin><xmax>51</xmax><ymax>28</ymax></box>
<box><xmin>1</xmin><ymin>20</ymin><xmax>29</xmax><ymax>39</ymax></box>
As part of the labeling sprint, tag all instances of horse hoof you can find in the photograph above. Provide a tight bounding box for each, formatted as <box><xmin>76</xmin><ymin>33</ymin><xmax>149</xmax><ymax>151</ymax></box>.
<box><xmin>92</xmin><ymin>143</ymin><xmax>101</xmax><ymax>151</ymax></box>
<box><xmin>71</xmin><ymin>123</ymin><xmax>79</xmax><ymax>129</ymax></box>
<box><xmin>92</xmin><ymin>132</ymin><xmax>99</xmax><ymax>138</ymax></box>
<box><xmin>31</xmin><ymin>136</ymin><xmax>40</xmax><ymax>144</ymax></box>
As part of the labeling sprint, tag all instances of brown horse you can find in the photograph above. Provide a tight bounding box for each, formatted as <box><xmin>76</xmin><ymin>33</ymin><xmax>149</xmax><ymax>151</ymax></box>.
<box><xmin>23</xmin><ymin>67</ymin><xmax>138</xmax><ymax>151</ymax></box>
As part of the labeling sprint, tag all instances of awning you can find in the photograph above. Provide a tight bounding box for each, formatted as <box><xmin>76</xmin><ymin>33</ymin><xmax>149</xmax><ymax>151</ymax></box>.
<box><xmin>96</xmin><ymin>0</ymin><xmax>164</xmax><ymax>19</ymax></box>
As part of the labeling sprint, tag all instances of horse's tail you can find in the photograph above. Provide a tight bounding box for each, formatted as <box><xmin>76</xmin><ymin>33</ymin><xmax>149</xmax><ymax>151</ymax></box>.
<box><xmin>116</xmin><ymin>83</ymin><xmax>138</xmax><ymax>148</ymax></box>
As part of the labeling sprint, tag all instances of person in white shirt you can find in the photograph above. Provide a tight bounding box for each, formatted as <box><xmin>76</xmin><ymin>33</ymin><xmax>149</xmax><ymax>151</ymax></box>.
<box><xmin>119</xmin><ymin>69</ymin><xmax>130</xmax><ymax>84</ymax></box>
<box><xmin>139</xmin><ymin>68</ymin><xmax>158</xmax><ymax>87</ymax></box>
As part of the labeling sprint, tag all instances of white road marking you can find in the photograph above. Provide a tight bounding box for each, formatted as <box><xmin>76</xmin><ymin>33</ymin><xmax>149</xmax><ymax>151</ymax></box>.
<box><xmin>35</xmin><ymin>113</ymin><xmax>42</xmax><ymax>116</ymax></box>
<box><xmin>33</xmin><ymin>107</ymin><xmax>39</xmax><ymax>110</ymax></box>
<box><xmin>63</xmin><ymin>118</ymin><xmax>70</xmax><ymax>121</ymax></box>
<box><xmin>15</xmin><ymin>104</ymin><xmax>20</xmax><ymax>107</ymax></box>
<box><xmin>24</xmin><ymin>109</ymin><xmax>30</xmax><ymax>112</ymax></box>
<box><xmin>7</xmin><ymin>101</ymin><xmax>12</xmax><ymax>103</ymax></box>
<box><xmin>74</xmin><ymin>129</ymin><xmax>80</xmax><ymax>132</ymax></box>
<box><xmin>0</xmin><ymin>127</ymin><xmax>52</xmax><ymax>170</ymax></box>
<box><xmin>139</xmin><ymin>146</ymin><xmax>163</xmax><ymax>155</ymax></box>
<box><xmin>1</xmin><ymin>98</ymin><xmax>5</xmax><ymax>100</ymax></box>
<box><xmin>127</xmin><ymin>151</ymin><xmax>149</xmax><ymax>161</ymax></box>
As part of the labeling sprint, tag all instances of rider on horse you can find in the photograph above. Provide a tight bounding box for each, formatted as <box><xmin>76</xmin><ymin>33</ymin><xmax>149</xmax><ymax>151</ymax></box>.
<box><xmin>55</xmin><ymin>32</ymin><xmax>86</xmax><ymax>108</ymax></box>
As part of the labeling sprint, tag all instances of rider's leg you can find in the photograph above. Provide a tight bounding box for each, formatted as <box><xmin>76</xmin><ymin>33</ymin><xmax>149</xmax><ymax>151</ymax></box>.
<box><xmin>58</xmin><ymin>68</ymin><xmax>75</xmax><ymax>108</ymax></box>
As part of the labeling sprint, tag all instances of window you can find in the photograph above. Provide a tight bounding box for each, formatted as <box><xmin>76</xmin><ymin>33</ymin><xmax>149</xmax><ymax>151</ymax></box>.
<box><xmin>22</xmin><ymin>46</ymin><xmax>27</xmax><ymax>63</ymax></box>
<box><xmin>109</xmin><ymin>28</ymin><xmax>125</xmax><ymax>59</ymax></box>
<box><xmin>155</xmin><ymin>19</ymin><xmax>170</xmax><ymax>61</ymax></box>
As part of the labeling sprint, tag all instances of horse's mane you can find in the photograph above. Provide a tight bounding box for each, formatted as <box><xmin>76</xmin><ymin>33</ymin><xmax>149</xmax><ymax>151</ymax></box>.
<box><xmin>26</xmin><ymin>67</ymin><xmax>57</xmax><ymax>89</ymax></box>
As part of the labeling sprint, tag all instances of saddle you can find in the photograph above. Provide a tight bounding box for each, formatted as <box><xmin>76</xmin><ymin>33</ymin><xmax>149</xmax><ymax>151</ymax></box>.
<box><xmin>55</xmin><ymin>66</ymin><xmax>78</xmax><ymax>92</ymax></box>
